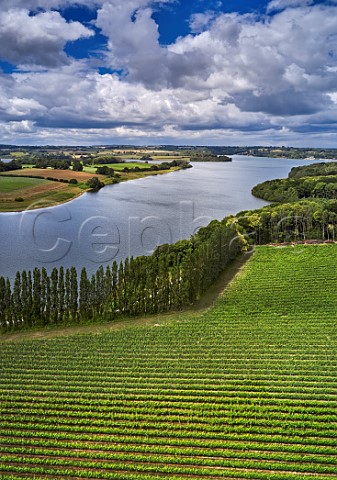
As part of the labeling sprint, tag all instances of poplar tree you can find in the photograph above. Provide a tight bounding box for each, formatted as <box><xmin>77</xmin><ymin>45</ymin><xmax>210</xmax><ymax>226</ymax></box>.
<box><xmin>41</xmin><ymin>268</ymin><xmax>49</xmax><ymax>325</ymax></box>
<box><xmin>33</xmin><ymin>267</ymin><xmax>42</xmax><ymax>325</ymax></box>
<box><xmin>157</xmin><ymin>255</ymin><xmax>170</xmax><ymax>313</ymax></box>
<box><xmin>58</xmin><ymin>266</ymin><xmax>65</xmax><ymax>323</ymax></box>
<box><xmin>70</xmin><ymin>267</ymin><xmax>78</xmax><ymax>321</ymax></box>
<box><xmin>0</xmin><ymin>276</ymin><xmax>7</xmax><ymax>329</ymax></box>
<box><xmin>104</xmin><ymin>266</ymin><xmax>113</xmax><ymax>318</ymax></box>
<box><xmin>27</xmin><ymin>271</ymin><xmax>33</xmax><ymax>326</ymax></box>
<box><xmin>13</xmin><ymin>272</ymin><xmax>22</xmax><ymax>328</ymax></box>
<box><xmin>95</xmin><ymin>266</ymin><xmax>105</xmax><ymax>316</ymax></box>
<box><xmin>50</xmin><ymin>268</ymin><xmax>59</xmax><ymax>323</ymax></box>
<box><xmin>111</xmin><ymin>261</ymin><xmax>118</xmax><ymax>314</ymax></box>
<box><xmin>64</xmin><ymin>268</ymin><xmax>71</xmax><ymax>322</ymax></box>
<box><xmin>5</xmin><ymin>278</ymin><xmax>12</xmax><ymax>328</ymax></box>
<box><xmin>79</xmin><ymin>267</ymin><xmax>90</xmax><ymax>320</ymax></box>
<box><xmin>117</xmin><ymin>262</ymin><xmax>125</xmax><ymax>314</ymax></box>
<box><xmin>90</xmin><ymin>274</ymin><xmax>96</xmax><ymax>318</ymax></box>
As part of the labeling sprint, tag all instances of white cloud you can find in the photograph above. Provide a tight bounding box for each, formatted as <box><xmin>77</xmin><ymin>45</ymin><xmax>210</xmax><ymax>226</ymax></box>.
<box><xmin>189</xmin><ymin>12</ymin><xmax>217</xmax><ymax>33</ymax></box>
<box><xmin>95</xmin><ymin>0</ymin><xmax>176</xmax><ymax>88</ymax></box>
<box><xmin>95</xmin><ymin>1</ymin><xmax>337</xmax><ymax>112</ymax></box>
<box><xmin>0</xmin><ymin>1</ymin><xmax>337</xmax><ymax>146</ymax></box>
<box><xmin>267</xmin><ymin>0</ymin><xmax>314</xmax><ymax>13</ymax></box>
<box><xmin>0</xmin><ymin>9</ymin><xmax>94</xmax><ymax>67</ymax></box>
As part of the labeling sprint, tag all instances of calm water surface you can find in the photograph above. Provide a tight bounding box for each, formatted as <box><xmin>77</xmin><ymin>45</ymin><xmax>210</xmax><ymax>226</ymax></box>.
<box><xmin>0</xmin><ymin>155</ymin><xmax>328</xmax><ymax>280</ymax></box>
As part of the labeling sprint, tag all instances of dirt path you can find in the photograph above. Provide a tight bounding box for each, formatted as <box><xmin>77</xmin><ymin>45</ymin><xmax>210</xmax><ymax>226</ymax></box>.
<box><xmin>0</xmin><ymin>252</ymin><xmax>253</xmax><ymax>343</ymax></box>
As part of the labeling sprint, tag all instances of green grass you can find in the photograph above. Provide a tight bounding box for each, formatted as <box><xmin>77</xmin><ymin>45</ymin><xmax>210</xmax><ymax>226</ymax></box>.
<box><xmin>0</xmin><ymin>176</ymin><xmax>47</xmax><ymax>193</ymax></box>
<box><xmin>0</xmin><ymin>244</ymin><xmax>337</xmax><ymax>479</ymax></box>
<box><xmin>10</xmin><ymin>152</ymin><xmax>26</xmax><ymax>158</ymax></box>
<box><xmin>83</xmin><ymin>162</ymin><xmax>157</xmax><ymax>173</ymax></box>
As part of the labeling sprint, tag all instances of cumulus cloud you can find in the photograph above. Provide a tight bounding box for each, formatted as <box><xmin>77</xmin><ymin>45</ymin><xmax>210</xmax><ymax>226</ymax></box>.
<box><xmin>95</xmin><ymin>1</ymin><xmax>337</xmax><ymax>116</ymax></box>
<box><xmin>189</xmin><ymin>12</ymin><xmax>217</xmax><ymax>33</ymax></box>
<box><xmin>168</xmin><ymin>5</ymin><xmax>337</xmax><ymax>117</ymax></box>
<box><xmin>0</xmin><ymin>9</ymin><xmax>94</xmax><ymax>67</ymax></box>
<box><xmin>0</xmin><ymin>61</ymin><xmax>267</xmax><ymax>135</ymax></box>
<box><xmin>1</xmin><ymin>0</ymin><xmax>337</xmax><ymax>145</ymax></box>
<box><xmin>266</xmin><ymin>0</ymin><xmax>314</xmax><ymax>13</ymax></box>
<box><xmin>95</xmin><ymin>0</ymin><xmax>177</xmax><ymax>88</ymax></box>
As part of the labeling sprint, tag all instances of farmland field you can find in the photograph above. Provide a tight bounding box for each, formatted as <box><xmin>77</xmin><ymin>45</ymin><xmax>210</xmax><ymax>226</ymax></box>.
<box><xmin>0</xmin><ymin>244</ymin><xmax>337</xmax><ymax>479</ymax></box>
<box><xmin>0</xmin><ymin>176</ymin><xmax>48</xmax><ymax>193</ymax></box>
<box><xmin>0</xmin><ymin>175</ymin><xmax>81</xmax><ymax>211</ymax></box>
<box><xmin>0</xmin><ymin>164</ymin><xmax>179</xmax><ymax>211</ymax></box>
<box><xmin>3</xmin><ymin>168</ymin><xmax>106</xmax><ymax>183</ymax></box>
<box><xmin>83</xmin><ymin>162</ymin><xmax>153</xmax><ymax>174</ymax></box>
<box><xmin>0</xmin><ymin>173</ymin><xmax>86</xmax><ymax>212</ymax></box>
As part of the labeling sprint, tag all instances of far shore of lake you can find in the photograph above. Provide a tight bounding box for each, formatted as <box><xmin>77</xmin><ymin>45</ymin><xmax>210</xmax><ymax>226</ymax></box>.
<box><xmin>0</xmin><ymin>163</ymin><xmax>182</xmax><ymax>213</ymax></box>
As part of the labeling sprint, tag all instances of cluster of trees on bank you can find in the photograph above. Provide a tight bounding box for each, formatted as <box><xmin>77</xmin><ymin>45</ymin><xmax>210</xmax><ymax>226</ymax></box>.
<box><xmin>16</xmin><ymin>154</ymin><xmax>84</xmax><ymax>172</ymax></box>
<box><xmin>3</xmin><ymin>161</ymin><xmax>337</xmax><ymax>333</ymax></box>
<box><xmin>289</xmin><ymin>162</ymin><xmax>337</xmax><ymax>178</ymax></box>
<box><xmin>121</xmin><ymin>159</ymin><xmax>191</xmax><ymax>173</ymax></box>
<box><xmin>0</xmin><ymin>160</ymin><xmax>22</xmax><ymax>172</ymax></box>
<box><xmin>252</xmin><ymin>162</ymin><xmax>337</xmax><ymax>202</ymax></box>
<box><xmin>189</xmin><ymin>153</ymin><xmax>232</xmax><ymax>162</ymax></box>
<box><xmin>237</xmin><ymin>198</ymin><xmax>337</xmax><ymax>244</ymax></box>
<box><xmin>244</xmin><ymin>147</ymin><xmax>337</xmax><ymax>159</ymax></box>
<box><xmin>90</xmin><ymin>155</ymin><xmax>124</xmax><ymax>164</ymax></box>
<box><xmin>22</xmin><ymin>154</ymin><xmax>73</xmax><ymax>170</ymax></box>
<box><xmin>0</xmin><ymin>219</ymin><xmax>244</xmax><ymax>332</ymax></box>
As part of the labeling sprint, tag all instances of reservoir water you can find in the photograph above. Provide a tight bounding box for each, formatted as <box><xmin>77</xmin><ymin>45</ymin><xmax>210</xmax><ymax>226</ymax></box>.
<box><xmin>0</xmin><ymin>155</ymin><xmax>329</xmax><ymax>280</ymax></box>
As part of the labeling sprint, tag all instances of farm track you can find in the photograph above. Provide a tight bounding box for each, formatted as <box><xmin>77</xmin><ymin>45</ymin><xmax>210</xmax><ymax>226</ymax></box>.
<box><xmin>0</xmin><ymin>244</ymin><xmax>337</xmax><ymax>479</ymax></box>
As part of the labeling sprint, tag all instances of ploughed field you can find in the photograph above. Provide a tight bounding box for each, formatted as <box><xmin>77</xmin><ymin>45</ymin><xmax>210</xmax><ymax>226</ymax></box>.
<box><xmin>0</xmin><ymin>244</ymin><xmax>337</xmax><ymax>479</ymax></box>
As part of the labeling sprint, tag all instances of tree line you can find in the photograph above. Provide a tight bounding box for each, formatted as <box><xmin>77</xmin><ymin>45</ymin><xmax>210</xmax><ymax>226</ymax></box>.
<box><xmin>0</xmin><ymin>160</ymin><xmax>22</xmax><ymax>172</ymax></box>
<box><xmin>252</xmin><ymin>162</ymin><xmax>337</xmax><ymax>203</ymax></box>
<box><xmin>3</xmin><ymin>161</ymin><xmax>337</xmax><ymax>333</ymax></box>
<box><xmin>0</xmin><ymin>219</ymin><xmax>244</xmax><ymax>332</ymax></box>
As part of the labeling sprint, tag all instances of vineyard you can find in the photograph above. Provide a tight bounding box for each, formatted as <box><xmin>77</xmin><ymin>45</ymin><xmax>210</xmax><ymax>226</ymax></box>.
<box><xmin>0</xmin><ymin>244</ymin><xmax>337</xmax><ymax>479</ymax></box>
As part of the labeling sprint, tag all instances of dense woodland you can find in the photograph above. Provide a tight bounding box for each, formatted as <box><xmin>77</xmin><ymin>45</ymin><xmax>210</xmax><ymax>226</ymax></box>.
<box><xmin>2</xmin><ymin>161</ymin><xmax>337</xmax><ymax>333</ymax></box>
<box><xmin>252</xmin><ymin>161</ymin><xmax>337</xmax><ymax>202</ymax></box>
<box><xmin>0</xmin><ymin>160</ymin><xmax>22</xmax><ymax>172</ymax></box>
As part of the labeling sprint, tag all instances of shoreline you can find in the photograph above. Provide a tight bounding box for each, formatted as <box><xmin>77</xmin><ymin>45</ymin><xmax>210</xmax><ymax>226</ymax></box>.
<box><xmin>0</xmin><ymin>165</ymin><xmax>182</xmax><ymax>213</ymax></box>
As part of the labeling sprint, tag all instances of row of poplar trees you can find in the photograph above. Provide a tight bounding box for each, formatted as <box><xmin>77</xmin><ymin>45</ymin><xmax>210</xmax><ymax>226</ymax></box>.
<box><xmin>0</xmin><ymin>218</ymin><xmax>245</xmax><ymax>332</ymax></box>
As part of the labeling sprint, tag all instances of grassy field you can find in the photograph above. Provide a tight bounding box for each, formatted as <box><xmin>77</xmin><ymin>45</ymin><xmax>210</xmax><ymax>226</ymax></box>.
<box><xmin>0</xmin><ymin>172</ymin><xmax>88</xmax><ymax>212</ymax></box>
<box><xmin>82</xmin><ymin>162</ymin><xmax>181</xmax><ymax>181</ymax></box>
<box><xmin>0</xmin><ymin>164</ymin><xmax>178</xmax><ymax>211</ymax></box>
<box><xmin>0</xmin><ymin>176</ymin><xmax>48</xmax><ymax>193</ymax></box>
<box><xmin>1</xmin><ymin>244</ymin><xmax>337</xmax><ymax>479</ymax></box>
<box><xmin>83</xmin><ymin>162</ymin><xmax>152</xmax><ymax>173</ymax></box>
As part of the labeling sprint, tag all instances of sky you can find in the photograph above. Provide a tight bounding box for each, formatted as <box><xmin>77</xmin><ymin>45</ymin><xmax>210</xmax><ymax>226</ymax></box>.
<box><xmin>0</xmin><ymin>0</ymin><xmax>337</xmax><ymax>147</ymax></box>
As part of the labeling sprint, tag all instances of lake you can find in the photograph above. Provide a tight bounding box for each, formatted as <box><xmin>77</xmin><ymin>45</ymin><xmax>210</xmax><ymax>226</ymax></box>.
<box><xmin>0</xmin><ymin>155</ymin><xmax>329</xmax><ymax>280</ymax></box>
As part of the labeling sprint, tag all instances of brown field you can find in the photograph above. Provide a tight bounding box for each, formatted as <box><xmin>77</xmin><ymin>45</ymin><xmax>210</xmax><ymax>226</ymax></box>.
<box><xmin>4</xmin><ymin>168</ymin><xmax>106</xmax><ymax>182</ymax></box>
<box><xmin>0</xmin><ymin>173</ymin><xmax>88</xmax><ymax>211</ymax></box>
<box><xmin>0</xmin><ymin>164</ymin><xmax>180</xmax><ymax>211</ymax></box>
<box><xmin>0</xmin><ymin>180</ymin><xmax>66</xmax><ymax>200</ymax></box>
